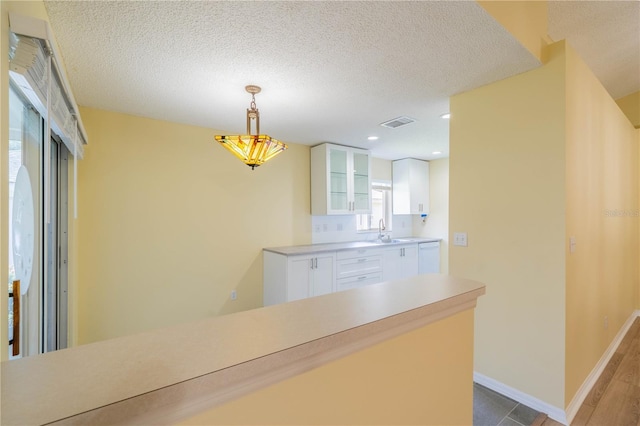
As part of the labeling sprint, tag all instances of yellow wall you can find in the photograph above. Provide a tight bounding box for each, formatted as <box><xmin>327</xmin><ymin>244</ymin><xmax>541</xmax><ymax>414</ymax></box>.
<box><xmin>77</xmin><ymin>108</ymin><xmax>311</xmax><ymax>344</ymax></box>
<box><xmin>450</xmin><ymin>42</ymin><xmax>567</xmax><ymax>408</ymax></box>
<box><xmin>450</xmin><ymin>39</ymin><xmax>640</xmax><ymax>410</ymax></box>
<box><xmin>565</xmin><ymin>44</ymin><xmax>640</xmax><ymax>405</ymax></box>
<box><xmin>179</xmin><ymin>309</ymin><xmax>475</xmax><ymax>426</ymax></box>
<box><xmin>616</xmin><ymin>91</ymin><xmax>640</xmax><ymax>129</ymax></box>
<box><xmin>414</xmin><ymin>158</ymin><xmax>449</xmax><ymax>273</ymax></box>
<box><xmin>478</xmin><ymin>0</ymin><xmax>548</xmax><ymax>62</ymax></box>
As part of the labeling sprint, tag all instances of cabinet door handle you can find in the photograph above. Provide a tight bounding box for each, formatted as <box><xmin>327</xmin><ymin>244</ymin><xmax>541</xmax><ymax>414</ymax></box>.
<box><xmin>310</xmin><ymin>259</ymin><xmax>314</xmax><ymax>270</ymax></box>
<box><xmin>314</xmin><ymin>258</ymin><xmax>318</xmax><ymax>269</ymax></box>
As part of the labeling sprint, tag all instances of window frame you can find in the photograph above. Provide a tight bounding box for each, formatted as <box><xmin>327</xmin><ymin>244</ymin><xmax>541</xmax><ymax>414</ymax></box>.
<box><xmin>356</xmin><ymin>180</ymin><xmax>392</xmax><ymax>233</ymax></box>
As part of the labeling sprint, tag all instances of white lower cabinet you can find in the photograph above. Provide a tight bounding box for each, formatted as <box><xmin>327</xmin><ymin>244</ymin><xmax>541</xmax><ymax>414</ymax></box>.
<box><xmin>337</xmin><ymin>273</ymin><xmax>383</xmax><ymax>292</ymax></box>
<box><xmin>336</xmin><ymin>248</ymin><xmax>383</xmax><ymax>291</ymax></box>
<box><xmin>264</xmin><ymin>251</ymin><xmax>336</xmax><ymax>306</ymax></box>
<box><xmin>264</xmin><ymin>242</ymin><xmax>425</xmax><ymax>306</ymax></box>
<box><xmin>383</xmin><ymin>245</ymin><xmax>419</xmax><ymax>282</ymax></box>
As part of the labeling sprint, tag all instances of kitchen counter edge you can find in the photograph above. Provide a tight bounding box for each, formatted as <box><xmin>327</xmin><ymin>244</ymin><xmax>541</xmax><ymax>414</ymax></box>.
<box><xmin>264</xmin><ymin>237</ymin><xmax>442</xmax><ymax>256</ymax></box>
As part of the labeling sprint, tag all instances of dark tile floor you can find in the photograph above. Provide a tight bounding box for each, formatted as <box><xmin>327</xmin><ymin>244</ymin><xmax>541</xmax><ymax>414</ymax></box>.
<box><xmin>474</xmin><ymin>383</ymin><xmax>541</xmax><ymax>426</ymax></box>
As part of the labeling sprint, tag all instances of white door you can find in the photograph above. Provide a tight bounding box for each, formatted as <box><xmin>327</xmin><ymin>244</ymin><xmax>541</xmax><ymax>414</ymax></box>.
<box><xmin>287</xmin><ymin>256</ymin><xmax>312</xmax><ymax>301</ymax></box>
<box><xmin>399</xmin><ymin>245</ymin><xmax>419</xmax><ymax>279</ymax></box>
<box><xmin>409</xmin><ymin>160</ymin><xmax>429</xmax><ymax>214</ymax></box>
<box><xmin>383</xmin><ymin>248</ymin><xmax>402</xmax><ymax>281</ymax></box>
<box><xmin>311</xmin><ymin>255</ymin><xmax>335</xmax><ymax>296</ymax></box>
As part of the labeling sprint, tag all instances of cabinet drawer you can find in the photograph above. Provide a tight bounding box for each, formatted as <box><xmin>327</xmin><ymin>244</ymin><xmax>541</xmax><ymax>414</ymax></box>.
<box><xmin>337</xmin><ymin>273</ymin><xmax>382</xmax><ymax>291</ymax></box>
<box><xmin>337</xmin><ymin>247</ymin><xmax>382</xmax><ymax>260</ymax></box>
<box><xmin>336</xmin><ymin>256</ymin><xmax>382</xmax><ymax>279</ymax></box>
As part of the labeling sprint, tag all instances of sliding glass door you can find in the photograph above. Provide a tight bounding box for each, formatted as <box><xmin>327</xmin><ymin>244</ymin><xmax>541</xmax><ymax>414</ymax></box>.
<box><xmin>8</xmin><ymin>84</ymin><xmax>69</xmax><ymax>358</ymax></box>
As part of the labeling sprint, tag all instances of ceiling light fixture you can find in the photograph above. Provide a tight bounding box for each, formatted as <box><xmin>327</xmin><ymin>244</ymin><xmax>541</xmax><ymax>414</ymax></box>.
<box><xmin>432</xmin><ymin>151</ymin><xmax>442</xmax><ymax>155</ymax></box>
<box><xmin>368</xmin><ymin>136</ymin><xmax>379</xmax><ymax>141</ymax></box>
<box><xmin>440</xmin><ymin>113</ymin><xmax>451</xmax><ymax>119</ymax></box>
<box><xmin>215</xmin><ymin>85</ymin><xmax>287</xmax><ymax>170</ymax></box>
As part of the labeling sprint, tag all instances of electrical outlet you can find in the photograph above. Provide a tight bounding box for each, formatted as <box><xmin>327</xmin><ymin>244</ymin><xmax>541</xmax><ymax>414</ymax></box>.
<box><xmin>323</xmin><ymin>223</ymin><xmax>328</xmax><ymax>232</ymax></box>
<box><xmin>314</xmin><ymin>224</ymin><xmax>321</xmax><ymax>233</ymax></box>
<box><xmin>337</xmin><ymin>223</ymin><xmax>343</xmax><ymax>231</ymax></box>
<box><xmin>453</xmin><ymin>232</ymin><xmax>468</xmax><ymax>247</ymax></box>
<box><xmin>570</xmin><ymin>236</ymin><xmax>576</xmax><ymax>253</ymax></box>
<box><xmin>231</xmin><ymin>290</ymin><xmax>237</xmax><ymax>301</ymax></box>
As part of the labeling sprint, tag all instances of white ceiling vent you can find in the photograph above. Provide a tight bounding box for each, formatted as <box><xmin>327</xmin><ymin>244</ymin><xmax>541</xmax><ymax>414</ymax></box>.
<box><xmin>380</xmin><ymin>116</ymin><xmax>416</xmax><ymax>129</ymax></box>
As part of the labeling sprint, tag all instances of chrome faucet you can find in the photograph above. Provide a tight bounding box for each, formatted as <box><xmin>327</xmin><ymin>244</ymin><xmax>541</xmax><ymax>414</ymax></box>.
<box><xmin>378</xmin><ymin>218</ymin><xmax>386</xmax><ymax>240</ymax></box>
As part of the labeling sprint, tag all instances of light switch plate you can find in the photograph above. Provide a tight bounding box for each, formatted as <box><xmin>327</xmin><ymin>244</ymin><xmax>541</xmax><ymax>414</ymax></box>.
<box><xmin>453</xmin><ymin>232</ymin><xmax>468</xmax><ymax>247</ymax></box>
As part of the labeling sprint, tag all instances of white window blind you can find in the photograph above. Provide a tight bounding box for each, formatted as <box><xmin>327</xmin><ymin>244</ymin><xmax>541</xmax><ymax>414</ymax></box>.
<box><xmin>8</xmin><ymin>13</ymin><xmax>88</xmax><ymax>158</ymax></box>
<box><xmin>8</xmin><ymin>12</ymin><xmax>88</xmax><ymax>219</ymax></box>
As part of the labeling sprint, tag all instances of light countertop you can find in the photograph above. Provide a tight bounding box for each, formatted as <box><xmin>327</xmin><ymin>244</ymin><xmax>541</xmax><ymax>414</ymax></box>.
<box><xmin>264</xmin><ymin>237</ymin><xmax>442</xmax><ymax>256</ymax></box>
<box><xmin>1</xmin><ymin>273</ymin><xmax>482</xmax><ymax>426</ymax></box>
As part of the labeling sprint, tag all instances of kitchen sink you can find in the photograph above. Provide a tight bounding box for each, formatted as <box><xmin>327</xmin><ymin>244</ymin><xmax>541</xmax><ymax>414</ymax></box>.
<box><xmin>373</xmin><ymin>238</ymin><xmax>421</xmax><ymax>244</ymax></box>
<box><xmin>374</xmin><ymin>239</ymin><xmax>401</xmax><ymax>244</ymax></box>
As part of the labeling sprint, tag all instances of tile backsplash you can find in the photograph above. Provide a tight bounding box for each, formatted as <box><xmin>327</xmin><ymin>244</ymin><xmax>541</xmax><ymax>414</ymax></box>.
<box><xmin>311</xmin><ymin>215</ymin><xmax>413</xmax><ymax>244</ymax></box>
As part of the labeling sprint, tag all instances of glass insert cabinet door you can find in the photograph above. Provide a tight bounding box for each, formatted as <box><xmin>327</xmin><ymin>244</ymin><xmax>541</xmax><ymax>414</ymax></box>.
<box><xmin>311</xmin><ymin>143</ymin><xmax>372</xmax><ymax>215</ymax></box>
<box><xmin>329</xmin><ymin>147</ymin><xmax>349</xmax><ymax>211</ymax></box>
<box><xmin>352</xmin><ymin>151</ymin><xmax>370</xmax><ymax>212</ymax></box>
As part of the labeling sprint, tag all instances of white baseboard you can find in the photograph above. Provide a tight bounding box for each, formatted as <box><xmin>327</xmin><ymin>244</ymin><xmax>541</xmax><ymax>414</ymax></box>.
<box><xmin>474</xmin><ymin>309</ymin><xmax>640</xmax><ymax>426</ymax></box>
<box><xmin>473</xmin><ymin>372</ymin><xmax>567</xmax><ymax>425</ymax></box>
<box><xmin>564</xmin><ymin>309</ymin><xmax>640</xmax><ymax>424</ymax></box>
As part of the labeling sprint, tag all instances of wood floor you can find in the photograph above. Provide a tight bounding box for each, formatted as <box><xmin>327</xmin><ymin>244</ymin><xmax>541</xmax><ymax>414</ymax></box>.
<box><xmin>536</xmin><ymin>317</ymin><xmax>640</xmax><ymax>426</ymax></box>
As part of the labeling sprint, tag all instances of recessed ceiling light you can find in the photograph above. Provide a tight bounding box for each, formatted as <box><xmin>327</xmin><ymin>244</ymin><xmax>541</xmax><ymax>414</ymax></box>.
<box><xmin>368</xmin><ymin>136</ymin><xmax>379</xmax><ymax>141</ymax></box>
<box><xmin>440</xmin><ymin>113</ymin><xmax>451</xmax><ymax>119</ymax></box>
<box><xmin>432</xmin><ymin>151</ymin><xmax>442</xmax><ymax>155</ymax></box>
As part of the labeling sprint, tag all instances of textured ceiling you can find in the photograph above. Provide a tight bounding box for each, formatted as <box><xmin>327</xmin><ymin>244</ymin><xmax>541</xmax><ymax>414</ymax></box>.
<box><xmin>42</xmin><ymin>1</ymin><xmax>638</xmax><ymax>161</ymax></box>
<box><xmin>549</xmin><ymin>0</ymin><xmax>640</xmax><ymax>100</ymax></box>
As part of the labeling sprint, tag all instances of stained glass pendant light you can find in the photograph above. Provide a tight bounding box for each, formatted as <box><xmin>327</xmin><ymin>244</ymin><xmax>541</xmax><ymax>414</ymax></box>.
<box><xmin>215</xmin><ymin>85</ymin><xmax>287</xmax><ymax>170</ymax></box>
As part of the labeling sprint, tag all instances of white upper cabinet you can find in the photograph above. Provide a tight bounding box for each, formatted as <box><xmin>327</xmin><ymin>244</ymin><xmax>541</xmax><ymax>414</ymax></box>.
<box><xmin>311</xmin><ymin>143</ymin><xmax>371</xmax><ymax>215</ymax></box>
<box><xmin>392</xmin><ymin>158</ymin><xmax>429</xmax><ymax>215</ymax></box>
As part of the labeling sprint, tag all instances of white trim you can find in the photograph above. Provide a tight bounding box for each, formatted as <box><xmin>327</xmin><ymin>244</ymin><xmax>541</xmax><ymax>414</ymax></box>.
<box><xmin>73</xmin><ymin>119</ymin><xmax>78</xmax><ymax>219</ymax></box>
<box><xmin>564</xmin><ymin>309</ymin><xmax>640</xmax><ymax>424</ymax></box>
<box><xmin>473</xmin><ymin>372</ymin><xmax>567</xmax><ymax>425</ymax></box>
<box><xmin>45</xmin><ymin>53</ymin><xmax>51</xmax><ymax>224</ymax></box>
<box><xmin>475</xmin><ymin>309</ymin><xmax>640</xmax><ymax>426</ymax></box>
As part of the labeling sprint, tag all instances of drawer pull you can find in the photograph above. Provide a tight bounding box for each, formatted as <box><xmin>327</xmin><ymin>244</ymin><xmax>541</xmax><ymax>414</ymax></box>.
<box><xmin>357</xmin><ymin>276</ymin><xmax>367</xmax><ymax>280</ymax></box>
<box><xmin>357</xmin><ymin>258</ymin><xmax>367</xmax><ymax>262</ymax></box>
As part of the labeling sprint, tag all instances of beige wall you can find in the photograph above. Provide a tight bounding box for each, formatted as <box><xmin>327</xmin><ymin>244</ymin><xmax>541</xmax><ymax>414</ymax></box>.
<box><xmin>616</xmin><ymin>91</ymin><xmax>640</xmax><ymax>129</ymax></box>
<box><xmin>178</xmin><ymin>309</ymin><xmax>475</xmax><ymax>426</ymax></box>
<box><xmin>77</xmin><ymin>108</ymin><xmax>311</xmax><ymax>344</ymax></box>
<box><xmin>413</xmin><ymin>158</ymin><xmax>449</xmax><ymax>273</ymax></box>
<box><xmin>450</xmin><ymin>42</ymin><xmax>567</xmax><ymax>408</ymax></box>
<box><xmin>564</xmin><ymin>44</ymin><xmax>639</xmax><ymax>405</ymax></box>
<box><xmin>478</xmin><ymin>0</ymin><xmax>548</xmax><ymax>62</ymax></box>
<box><xmin>371</xmin><ymin>157</ymin><xmax>392</xmax><ymax>181</ymax></box>
<box><xmin>450</xmin><ymin>39</ymin><xmax>640</xmax><ymax>410</ymax></box>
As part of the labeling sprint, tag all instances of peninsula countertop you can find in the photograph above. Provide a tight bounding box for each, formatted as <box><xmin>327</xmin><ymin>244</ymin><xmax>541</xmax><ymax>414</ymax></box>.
<box><xmin>264</xmin><ymin>236</ymin><xmax>442</xmax><ymax>256</ymax></box>
<box><xmin>1</xmin><ymin>273</ymin><xmax>482</xmax><ymax>426</ymax></box>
